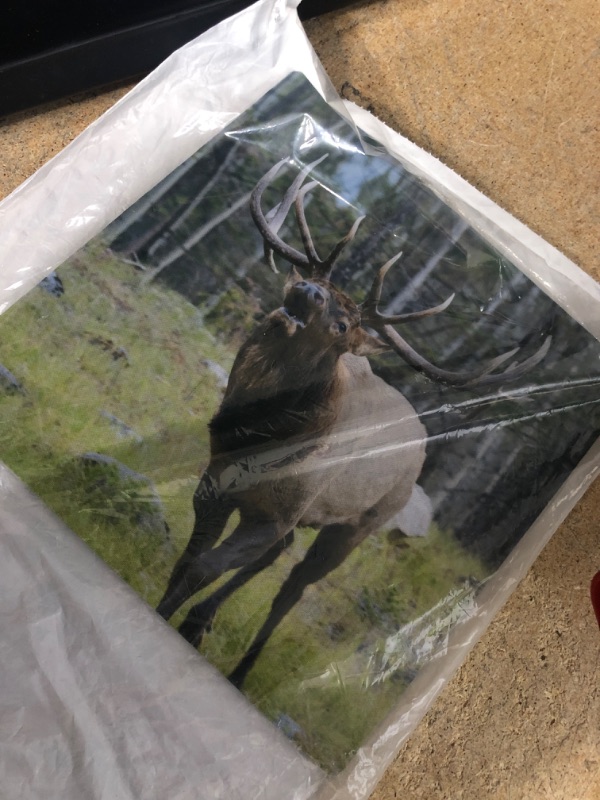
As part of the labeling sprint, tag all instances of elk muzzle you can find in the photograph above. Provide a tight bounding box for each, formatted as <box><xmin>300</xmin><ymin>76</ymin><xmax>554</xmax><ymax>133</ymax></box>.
<box><xmin>283</xmin><ymin>279</ymin><xmax>330</xmax><ymax>326</ymax></box>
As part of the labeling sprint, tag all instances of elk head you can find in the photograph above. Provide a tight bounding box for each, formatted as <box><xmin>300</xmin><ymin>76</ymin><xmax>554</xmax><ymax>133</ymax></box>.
<box><xmin>250</xmin><ymin>156</ymin><xmax>551</xmax><ymax>386</ymax></box>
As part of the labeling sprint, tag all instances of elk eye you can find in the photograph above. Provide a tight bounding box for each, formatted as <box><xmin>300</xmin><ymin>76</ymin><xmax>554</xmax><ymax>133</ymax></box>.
<box><xmin>337</xmin><ymin>322</ymin><xmax>348</xmax><ymax>334</ymax></box>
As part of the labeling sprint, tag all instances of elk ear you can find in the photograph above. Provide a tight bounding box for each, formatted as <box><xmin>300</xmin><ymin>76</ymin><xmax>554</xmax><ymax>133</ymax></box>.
<box><xmin>350</xmin><ymin>327</ymin><xmax>390</xmax><ymax>356</ymax></box>
<box><xmin>285</xmin><ymin>266</ymin><xmax>304</xmax><ymax>289</ymax></box>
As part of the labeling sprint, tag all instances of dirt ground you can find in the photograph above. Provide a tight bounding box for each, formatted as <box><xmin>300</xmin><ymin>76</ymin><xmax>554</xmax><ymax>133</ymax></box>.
<box><xmin>1</xmin><ymin>1</ymin><xmax>598</xmax><ymax>798</ymax></box>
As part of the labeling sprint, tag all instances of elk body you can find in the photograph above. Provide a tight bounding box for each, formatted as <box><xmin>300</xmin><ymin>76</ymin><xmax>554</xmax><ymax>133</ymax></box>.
<box><xmin>156</xmin><ymin>157</ymin><xmax>550</xmax><ymax>687</ymax></box>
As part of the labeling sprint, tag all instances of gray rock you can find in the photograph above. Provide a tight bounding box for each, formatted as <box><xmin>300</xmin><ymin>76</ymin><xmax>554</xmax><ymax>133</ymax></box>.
<box><xmin>202</xmin><ymin>359</ymin><xmax>229</xmax><ymax>389</ymax></box>
<box><xmin>0</xmin><ymin>364</ymin><xmax>23</xmax><ymax>393</ymax></box>
<box><xmin>387</xmin><ymin>484</ymin><xmax>432</xmax><ymax>538</ymax></box>
<box><xmin>276</xmin><ymin>713</ymin><xmax>304</xmax><ymax>740</ymax></box>
<box><xmin>77</xmin><ymin>452</ymin><xmax>169</xmax><ymax>539</ymax></box>
<box><xmin>39</xmin><ymin>272</ymin><xmax>64</xmax><ymax>297</ymax></box>
<box><xmin>100</xmin><ymin>411</ymin><xmax>143</xmax><ymax>442</ymax></box>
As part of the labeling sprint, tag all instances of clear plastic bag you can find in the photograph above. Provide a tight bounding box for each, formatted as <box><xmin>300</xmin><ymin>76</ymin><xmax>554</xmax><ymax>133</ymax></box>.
<box><xmin>0</xmin><ymin>2</ymin><xmax>599</xmax><ymax>799</ymax></box>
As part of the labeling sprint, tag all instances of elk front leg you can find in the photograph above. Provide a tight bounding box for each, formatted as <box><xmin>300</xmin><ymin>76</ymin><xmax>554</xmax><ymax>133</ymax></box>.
<box><xmin>160</xmin><ymin>513</ymin><xmax>289</xmax><ymax>634</ymax></box>
<box><xmin>178</xmin><ymin>530</ymin><xmax>295</xmax><ymax>647</ymax></box>
<box><xmin>156</xmin><ymin>473</ymin><xmax>235</xmax><ymax>621</ymax></box>
<box><xmin>228</xmin><ymin>521</ymin><xmax>368</xmax><ymax>688</ymax></box>
<box><xmin>172</xmin><ymin>516</ymin><xmax>289</xmax><ymax>644</ymax></box>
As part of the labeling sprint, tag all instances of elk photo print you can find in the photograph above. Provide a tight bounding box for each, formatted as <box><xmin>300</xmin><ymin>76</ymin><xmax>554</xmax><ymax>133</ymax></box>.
<box><xmin>1</xmin><ymin>73</ymin><xmax>599</xmax><ymax>772</ymax></box>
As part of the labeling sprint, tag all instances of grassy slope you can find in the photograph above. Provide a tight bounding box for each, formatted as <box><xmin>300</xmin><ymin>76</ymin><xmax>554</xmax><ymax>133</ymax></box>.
<box><xmin>0</xmin><ymin>245</ymin><xmax>486</xmax><ymax>772</ymax></box>
<box><xmin>0</xmin><ymin>243</ymin><xmax>231</xmax><ymax>596</ymax></box>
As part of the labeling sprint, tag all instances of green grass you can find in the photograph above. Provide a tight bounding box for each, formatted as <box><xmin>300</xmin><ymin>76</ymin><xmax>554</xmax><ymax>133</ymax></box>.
<box><xmin>195</xmin><ymin>523</ymin><xmax>486</xmax><ymax>771</ymax></box>
<box><xmin>0</xmin><ymin>243</ymin><xmax>488</xmax><ymax>773</ymax></box>
<box><xmin>0</xmin><ymin>242</ymin><xmax>230</xmax><ymax>600</ymax></box>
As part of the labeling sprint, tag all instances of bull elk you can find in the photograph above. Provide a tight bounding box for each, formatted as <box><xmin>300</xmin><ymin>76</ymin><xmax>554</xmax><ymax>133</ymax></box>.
<box><xmin>157</xmin><ymin>156</ymin><xmax>550</xmax><ymax>687</ymax></box>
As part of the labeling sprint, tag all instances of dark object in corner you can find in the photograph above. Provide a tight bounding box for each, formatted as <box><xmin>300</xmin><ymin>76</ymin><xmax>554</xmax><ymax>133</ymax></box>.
<box><xmin>591</xmin><ymin>571</ymin><xmax>600</xmax><ymax>630</ymax></box>
<box><xmin>1</xmin><ymin>0</ymin><xmax>356</xmax><ymax>116</ymax></box>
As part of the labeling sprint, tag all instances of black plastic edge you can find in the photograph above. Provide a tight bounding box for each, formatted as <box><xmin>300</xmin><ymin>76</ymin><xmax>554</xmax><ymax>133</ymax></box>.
<box><xmin>0</xmin><ymin>0</ymin><xmax>357</xmax><ymax>117</ymax></box>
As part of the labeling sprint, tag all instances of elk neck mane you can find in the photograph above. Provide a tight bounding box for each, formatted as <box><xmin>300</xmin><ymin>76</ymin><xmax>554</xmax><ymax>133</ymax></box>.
<box><xmin>209</xmin><ymin>312</ymin><xmax>345</xmax><ymax>459</ymax></box>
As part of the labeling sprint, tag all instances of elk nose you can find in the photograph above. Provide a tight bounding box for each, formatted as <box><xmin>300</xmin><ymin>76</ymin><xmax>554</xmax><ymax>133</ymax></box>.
<box><xmin>297</xmin><ymin>281</ymin><xmax>325</xmax><ymax>306</ymax></box>
<box><xmin>310</xmin><ymin>287</ymin><xmax>325</xmax><ymax>306</ymax></box>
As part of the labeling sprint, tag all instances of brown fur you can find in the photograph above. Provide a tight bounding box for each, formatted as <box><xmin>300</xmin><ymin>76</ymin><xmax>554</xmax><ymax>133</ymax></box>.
<box><xmin>157</xmin><ymin>269</ymin><xmax>426</xmax><ymax>687</ymax></box>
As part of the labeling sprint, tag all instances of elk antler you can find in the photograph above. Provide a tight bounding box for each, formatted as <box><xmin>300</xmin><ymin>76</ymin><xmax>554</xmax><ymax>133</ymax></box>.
<box><xmin>250</xmin><ymin>156</ymin><xmax>364</xmax><ymax>278</ymax></box>
<box><xmin>360</xmin><ymin>258</ymin><xmax>552</xmax><ymax>387</ymax></box>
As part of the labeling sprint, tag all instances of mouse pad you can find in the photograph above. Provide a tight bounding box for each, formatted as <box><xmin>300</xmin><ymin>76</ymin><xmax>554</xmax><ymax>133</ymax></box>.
<box><xmin>1</xmin><ymin>73</ymin><xmax>598</xmax><ymax>773</ymax></box>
